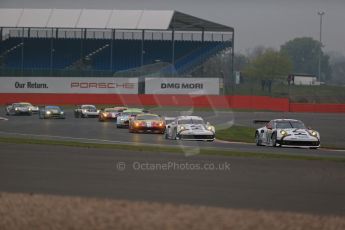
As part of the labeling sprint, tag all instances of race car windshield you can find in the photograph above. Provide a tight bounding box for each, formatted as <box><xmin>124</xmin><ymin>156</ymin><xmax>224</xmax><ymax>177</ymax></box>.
<box><xmin>276</xmin><ymin>121</ymin><xmax>306</xmax><ymax>129</ymax></box>
<box><xmin>82</xmin><ymin>106</ymin><xmax>96</xmax><ymax>110</ymax></box>
<box><xmin>14</xmin><ymin>103</ymin><xmax>30</xmax><ymax>107</ymax></box>
<box><xmin>178</xmin><ymin>119</ymin><xmax>204</xmax><ymax>125</ymax></box>
<box><xmin>104</xmin><ymin>109</ymin><xmax>117</xmax><ymax>112</ymax></box>
<box><xmin>123</xmin><ymin>112</ymin><xmax>141</xmax><ymax>116</ymax></box>
<box><xmin>136</xmin><ymin>115</ymin><xmax>160</xmax><ymax>120</ymax></box>
<box><xmin>46</xmin><ymin>106</ymin><xmax>60</xmax><ymax>111</ymax></box>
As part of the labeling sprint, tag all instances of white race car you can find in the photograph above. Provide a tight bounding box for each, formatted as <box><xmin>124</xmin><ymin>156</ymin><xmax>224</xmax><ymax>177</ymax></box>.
<box><xmin>165</xmin><ymin>116</ymin><xmax>215</xmax><ymax>141</ymax></box>
<box><xmin>74</xmin><ymin>105</ymin><xmax>100</xmax><ymax>118</ymax></box>
<box><xmin>5</xmin><ymin>102</ymin><xmax>39</xmax><ymax>115</ymax></box>
<box><xmin>255</xmin><ymin>119</ymin><xmax>320</xmax><ymax>149</ymax></box>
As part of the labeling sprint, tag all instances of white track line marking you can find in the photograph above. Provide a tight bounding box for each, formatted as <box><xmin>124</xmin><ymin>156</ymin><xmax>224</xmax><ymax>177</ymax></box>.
<box><xmin>0</xmin><ymin>131</ymin><xmax>242</xmax><ymax>152</ymax></box>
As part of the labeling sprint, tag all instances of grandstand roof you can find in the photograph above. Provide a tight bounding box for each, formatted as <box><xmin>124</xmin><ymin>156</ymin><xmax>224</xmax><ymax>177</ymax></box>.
<box><xmin>0</xmin><ymin>8</ymin><xmax>233</xmax><ymax>32</ymax></box>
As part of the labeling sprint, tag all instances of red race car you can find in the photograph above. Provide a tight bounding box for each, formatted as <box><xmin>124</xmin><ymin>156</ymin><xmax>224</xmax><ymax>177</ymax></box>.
<box><xmin>98</xmin><ymin>107</ymin><xmax>127</xmax><ymax>122</ymax></box>
<box><xmin>129</xmin><ymin>113</ymin><xmax>166</xmax><ymax>134</ymax></box>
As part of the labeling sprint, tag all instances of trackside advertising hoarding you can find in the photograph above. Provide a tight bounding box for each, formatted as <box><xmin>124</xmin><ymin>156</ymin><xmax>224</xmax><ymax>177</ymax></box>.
<box><xmin>145</xmin><ymin>78</ymin><xmax>220</xmax><ymax>95</ymax></box>
<box><xmin>0</xmin><ymin>77</ymin><xmax>139</xmax><ymax>94</ymax></box>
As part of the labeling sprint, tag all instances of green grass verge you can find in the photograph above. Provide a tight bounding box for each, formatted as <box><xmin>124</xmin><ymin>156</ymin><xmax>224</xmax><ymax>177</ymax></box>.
<box><xmin>0</xmin><ymin>136</ymin><xmax>344</xmax><ymax>163</ymax></box>
<box><xmin>231</xmin><ymin>81</ymin><xmax>345</xmax><ymax>103</ymax></box>
<box><xmin>216</xmin><ymin>125</ymin><xmax>256</xmax><ymax>143</ymax></box>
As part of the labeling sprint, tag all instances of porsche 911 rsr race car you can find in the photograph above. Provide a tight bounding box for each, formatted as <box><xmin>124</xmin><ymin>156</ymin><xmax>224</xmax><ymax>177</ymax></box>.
<box><xmin>116</xmin><ymin>108</ymin><xmax>147</xmax><ymax>128</ymax></box>
<box><xmin>74</xmin><ymin>105</ymin><xmax>100</xmax><ymax>118</ymax></box>
<box><xmin>255</xmin><ymin>119</ymin><xmax>320</xmax><ymax>149</ymax></box>
<box><xmin>165</xmin><ymin>116</ymin><xmax>215</xmax><ymax>141</ymax></box>
<box><xmin>5</xmin><ymin>102</ymin><xmax>38</xmax><ymax>115</ymax></box>
<box><xmin>98</xmin><ymin>107</ymin><xmax>127</xmax><ymax>122</ymax></box>
<box><xmin>39</xmin><ymin>106</ymin><xmax>65</xmax><ymax>119</ymax></box>
<box><xmin>129</xmin><ymin>113</ymin><xmax>165</xmax><ymax>134</ymax></box>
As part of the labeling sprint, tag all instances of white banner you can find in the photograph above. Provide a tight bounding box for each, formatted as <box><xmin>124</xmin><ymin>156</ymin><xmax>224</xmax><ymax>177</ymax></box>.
<box><xmin>145</xmin><ymin>78</ymin><xmax>220</xmax><ymax>95</ymax></box>
<box><xmin>0</xmin><ymin>77</ymin><xmax>138</xmax><ymax>94</ymax></box>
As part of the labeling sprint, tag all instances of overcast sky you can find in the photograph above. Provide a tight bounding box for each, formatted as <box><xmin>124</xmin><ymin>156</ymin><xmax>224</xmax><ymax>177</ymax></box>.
<box><xmin>1</xmin><ymin>0</ymin><xmax>344</xmax><ymax>55</ymax></box>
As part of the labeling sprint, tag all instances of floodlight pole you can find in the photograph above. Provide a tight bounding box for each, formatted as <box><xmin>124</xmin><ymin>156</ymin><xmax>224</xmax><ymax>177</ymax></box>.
<box><xmin>140</xmin><ymin>30</ymin><xmax>145</xmax><ymax>94</ymax></box>
<box><xmin>231</xmin><ymin>30</ymin><xmax>235</xmax><ymax>94</ymax></box>
<box><xmin>21</xmin><ymin>27</ymin><xmax>24</xmax><ymax>76</ymax></box>
<box><xmin>50</xmin><ymin>28</ymin><xmax>54</xmax><ymax>76</ymax></box>
<box><xmin>110</xmin><ymin>29</ymin><xmax>115</xmax><ymax>71</ymax></box>
<box><xmin>141</xmin><ymin>30</ymin><xmax>144</xmax><ymax>67</ymax></box>
<box><xmin>318</xmin><ymin>11</ymin><xmax>325</xmax><ymax>82</ymax></box>
<box><xmin>172</xmin><ymin>27</ymin><xmax>175</xmax><ymax>69</ymax></box>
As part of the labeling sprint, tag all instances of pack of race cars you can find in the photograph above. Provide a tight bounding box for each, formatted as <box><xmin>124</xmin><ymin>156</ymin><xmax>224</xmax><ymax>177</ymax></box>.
<box><xmin>4</xmin><ymin>102</ymin><xmax>321</xmax><ymax>148</ymax></box>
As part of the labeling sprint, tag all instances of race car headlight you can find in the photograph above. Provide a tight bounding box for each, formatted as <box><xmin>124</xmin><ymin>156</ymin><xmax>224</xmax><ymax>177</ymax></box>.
<box><xmin>207</xmin><ymin>126</ymin><xmax>212</xmax><ymax>131</ymax></box>
<box><xmin>179</xmin><ymin>126</ymin><xmax>185</xmax><ymax>130</ymax></box>
<box><xmin>60</xmin><ymin>111</ymin><xmax>64</xmax><ymax>114</ymax></box>
<box><xmin>15</xmin><ymin>108</ymin><xmax>18</xmax><ymax>111</ymax></box>
<box><xmin>46</xmin><ymin>111</ymin><xmax>51</xmax><ymax>115</ymax></box>
<box><xmin>280</xmin><ymin>130</ymin><xmax>288</xmax><ymax>136</ymax></box>
<box><xmin>82</xmin><ymin>109</ymin><xmax>87</xmax><ymax>113</ymax></box>
<box><xmin>310</xmin><ymin>131</ymin><xmax>318</xmax><ymax>137</ymax></box>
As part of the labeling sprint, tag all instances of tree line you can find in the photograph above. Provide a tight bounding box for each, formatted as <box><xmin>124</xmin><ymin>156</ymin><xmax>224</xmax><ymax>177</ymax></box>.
<box><xmin>193</xmin><ymin>37</ymin><xmax>345</xmax><ymax>91</ymax></box>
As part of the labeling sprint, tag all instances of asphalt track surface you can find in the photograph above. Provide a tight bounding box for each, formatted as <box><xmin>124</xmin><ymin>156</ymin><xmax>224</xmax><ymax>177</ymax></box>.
<box><xmin>0</xmin><ymin>108</ymin><xmax>344</xmax><ymax>158</ymax></box>
<box><xmin>1</xmin><ymin>108</ymin><xmax>345</xmax><ymax>215</ymax></box>
<box><xmin>1</xmin><ymin>143</ymin><xmax>345</xmax><ymax>215</ymax></box>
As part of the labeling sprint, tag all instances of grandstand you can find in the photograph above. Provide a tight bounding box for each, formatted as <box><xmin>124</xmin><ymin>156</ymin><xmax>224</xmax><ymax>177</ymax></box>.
<box><xmin>0</xmin><ymin>9</ymin><xmax>233</xmax><ymax>79</ymax></box>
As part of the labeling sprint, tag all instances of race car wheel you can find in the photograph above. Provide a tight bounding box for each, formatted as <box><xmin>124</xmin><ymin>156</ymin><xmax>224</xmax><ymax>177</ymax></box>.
<box><xmin>164</xmin><ymin>131</ymin><xmax>169</xmax><ymax>139</ymax></box>
<box><xmin>271</xmin><ymin>132</ymin><xmax>277</xmax><ymax>147</ymax></box>
<box><xmin>74</xmin><ymin>112</ymin><xmax>79</xmax><ymax>118</ymax></box>
<box><xmin>255</xmin><ymin>132</ymin><xmax>262</xmax><ymax>146</ymax></box>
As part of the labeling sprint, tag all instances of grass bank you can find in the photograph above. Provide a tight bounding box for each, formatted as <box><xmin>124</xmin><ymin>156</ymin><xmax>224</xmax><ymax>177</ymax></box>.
<box><xmin>216</xmin><ymin>125</ymin><xmax>255</xmax><ymax>143</ymax></box>
<box><xmin>0</xmin><ymin>136</ymin><xmax>344</xmax><ymax>163</ymax></box>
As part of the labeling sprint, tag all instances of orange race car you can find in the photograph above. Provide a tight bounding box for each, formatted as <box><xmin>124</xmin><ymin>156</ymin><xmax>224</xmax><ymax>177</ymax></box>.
<box><xmin>98</xmin><ymin>107</ymin><xmax>127</xmax><ymax>122</ymax></box>
<box><xmin>129</xmin><ymin>113</ymin><xmax>166</xmax><ymax>134</ymax></box>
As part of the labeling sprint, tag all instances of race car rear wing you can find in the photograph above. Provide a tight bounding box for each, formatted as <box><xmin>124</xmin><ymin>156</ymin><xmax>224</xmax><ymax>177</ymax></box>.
<box><xmin>164</xmin><ymin>117</ymin><xmax>176</xmax><ymax>124</ymax></box>
<box><xmin>253</xmin><ymin>120</ymin><xmax>270</xmax><ymax>124</ymax></box>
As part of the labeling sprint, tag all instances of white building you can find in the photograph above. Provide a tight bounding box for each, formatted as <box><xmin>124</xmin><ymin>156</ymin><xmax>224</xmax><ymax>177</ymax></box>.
<box><xmin>292</xmin><ymin>74</ymin><xmax>319</xmax><ymax>85</ymax></box>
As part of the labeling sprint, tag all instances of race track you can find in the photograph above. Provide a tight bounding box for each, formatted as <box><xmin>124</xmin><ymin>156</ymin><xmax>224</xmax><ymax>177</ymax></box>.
<box><xmin>0</xmin><ymin>107</ymin><xmax>344</xmax><ymax>158</ymax></box>
<box><xmin>1</xmin><ymin>107</ymin><xmax>345</xmax><ymax>215</ymax></box>
<box><xmin>1</xmin><ymin>143</ymin><xmax>345</xmax><ymax>215</ymax></box>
